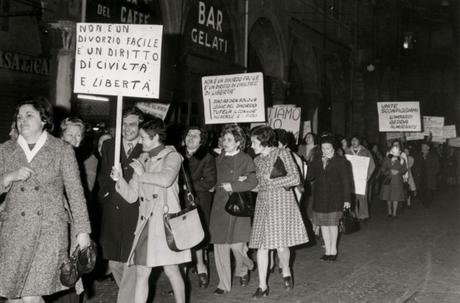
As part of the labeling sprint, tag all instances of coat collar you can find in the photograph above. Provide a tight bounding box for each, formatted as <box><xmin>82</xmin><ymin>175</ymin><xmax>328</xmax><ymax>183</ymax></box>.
<box><xmin>17</xmin><ymin>131</ymin><xmax>48</xmax><ymax>163</ymax></box>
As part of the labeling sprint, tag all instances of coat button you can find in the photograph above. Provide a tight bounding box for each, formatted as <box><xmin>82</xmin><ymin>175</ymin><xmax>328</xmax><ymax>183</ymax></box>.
<box><xmin>20</xmin><ymin>187</ymin><xmax>25</xmax><ymax>192</ymax></box>
<box><xmin>34</xmin><ymin>186</ymin><xmax>39</xmax><ymax>191</ymax></box>
<box><xmin>37</xmin><ymin>210</ymin><xmax>42</xmax><ymax>216</ymax></box>
<box><xmin>21</xmin><ymin>211</ymin><xmax>25</xmax><ymax>216</ymax></box>
<box><xmin>116</xmin><ymin>205</ymin><xmax>120</xmax><ymax>210</ymax></box>
<box><xmin>140</xmin><ymin>197</ymin><xmax>144</xmax><ymax>202</ymax></box>
<box><xmin>140</xmin><ymin>215</ymin><xmax>144</xmax><ymax>220</ymax></box>
<box><xmin>152</xmin><ymin>194</ymin><xmax>158</xmax><ymax>199</ymax></box>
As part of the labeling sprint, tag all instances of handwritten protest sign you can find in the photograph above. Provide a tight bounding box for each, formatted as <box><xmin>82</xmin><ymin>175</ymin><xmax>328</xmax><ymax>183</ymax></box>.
<box><xmin>267</xmin><ymin>105</ymin><xmax>302</xmax><ymax>141</ymax></box>
<box><xmin>405</xmin><ymin>132</ymin><xmax>425</xmax><ymax>141</ymax></box>
<box><xmin>443</xmin><ymin>125</ymin><xmax>457</xmax><ymax>139</ymax></box>
<box><xmin>377</xmin><ymin>102</ymin><xmax>421</xmax><ymax>132</ymax></box>
<box><xmin>345</xmin><ymin>155</ymin><xmax>370</xmax><ymax>195</ymax></box>
<box><xmin>136</xmin><ymin>102</ymin><xmax>170</xmax><ymax>120</ymax></box>
<box><xmin>202</xmin><ymin>72</ymin><xmax>265</xmax><ymax>124</ymax></box>
<box><xmin>423</xmin><ymin>116</ymin><xmax>444</xmax><ymax>139</ymax></box>
<box><xmin>74</xmin><ymin>23</ymin><xmax>163</xmax><ymax>98</ymax></box>
<box><xmin>386</xmin><ymin>132</ymin><xmax>404</xmax><ymax>140</ymax></box>
<box><xmin>448</xmin><ymin>137</ymin><xmax>460</xmax><ymax>147</ymax></box>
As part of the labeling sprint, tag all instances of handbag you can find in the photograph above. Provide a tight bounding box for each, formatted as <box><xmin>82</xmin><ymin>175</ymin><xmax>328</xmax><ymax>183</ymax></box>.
<box><xmin>225</xmin><ymin>191</ymin><xmax>255</xmax><ymax>217</ymax></box>
<box><xmin>270</xmin><ymin>156</ymin><xmax>287</xmax><ymax>178</ymax></box>
<box><xmin>339</xmin><ymin>208</ymin><xmax>360</xmax><ymax>235</ymax></box>
<box><xmin>60</xmin><ymin>239</ymin><xmax>97</xmax><ymax>287</ymax></box>
<box><xmin>163</xmin><ymin>163</ymin><xmax>205</xmax><ymax>252</ymax></box>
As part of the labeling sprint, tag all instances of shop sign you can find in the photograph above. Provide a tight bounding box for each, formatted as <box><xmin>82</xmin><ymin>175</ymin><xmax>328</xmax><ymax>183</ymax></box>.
<box><xmin>86</xmin><ymin>0</ymin><xmax>161</xmax><ymax>24</ymax></box>
<box><xmin>184</xmin><ymin>0</ymin><xmax>234</xmax><ymax>61</ymax></box>
<box><xmin>74</xmin><ymin>23</ymin><xmax>163</xmax><ymax>98</ymax></box>
<box><xmin>377</xmin><ymin>102</ymin><xmax>421</xmax><ymax>132</ymax></box>
<box><xmin>0</xmin><ymin>51</ymin><xmax>49</xmax><ymax>75</ymax></box>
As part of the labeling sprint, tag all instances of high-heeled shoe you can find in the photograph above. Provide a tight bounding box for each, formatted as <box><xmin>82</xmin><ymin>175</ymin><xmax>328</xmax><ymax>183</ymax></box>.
<box><xmin>252</xmin><ymin>287</ymin><xmax>269</xmax><ymax>299</ymax></box>
<box><xmin>283</xmin><ymin>276</ymin><xmax>293</xmax><ymax>291</ymax></box>
<box><xmin>320</xmin><ymin>254</ymin><xmax>330</xmax><ymax>261</ymax></box>
<box><xmin>213</xmin><ymin>288</ymin><xmax>228</xmax><ymax>295</ymax></box>
<box><xmin>198</xmin><ymin>273</ymin><xmax>209</xmax><ymax>288</ymax></box>
<box><xmin>329</xmin><ymin>254</ymin><xmax>338</xmax><ymax>261</ymax></box>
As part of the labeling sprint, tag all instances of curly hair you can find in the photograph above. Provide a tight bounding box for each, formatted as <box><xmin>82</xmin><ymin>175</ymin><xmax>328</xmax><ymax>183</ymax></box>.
<box><xmin>139</xmin><ymin>117</ymin><xmax>166</xmax><ymax>144</ymax></box>
<box><xmin>184</xmin><ymin>126</ymin><xmax>208</xmax><ymax>146</ymax></box>
<box><xmin>14</xmin><ymin>96</ymin><xmax>54</xmax><ymax>132</ymax></box>
<box><xmin>251</xmin><ymin>126</ymin><xmax>278</xmax><ymax>147</ymax></box>
<box><xmin>221</xmin><ymin>124</ymin><xmax>246</xmax><ymax>150</ymax></box>
<box><xmin>60</xmin><ymin>117</ymin><xmax>85</xmax><ymax>138</ymax></box>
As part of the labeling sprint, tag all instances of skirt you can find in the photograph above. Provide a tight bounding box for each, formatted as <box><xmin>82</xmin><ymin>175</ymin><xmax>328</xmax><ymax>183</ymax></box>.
<box><xmin>312</xmin><ymin>211</ymin><xmax>342</xmax><ymax>226</ymax></box>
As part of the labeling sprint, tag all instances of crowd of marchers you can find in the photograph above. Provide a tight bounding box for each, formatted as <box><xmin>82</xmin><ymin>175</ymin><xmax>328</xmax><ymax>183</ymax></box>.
<box><xmin>0</xmin><ymin>96</ymin><xmax>458</xmax><ymax>303</ymax></box>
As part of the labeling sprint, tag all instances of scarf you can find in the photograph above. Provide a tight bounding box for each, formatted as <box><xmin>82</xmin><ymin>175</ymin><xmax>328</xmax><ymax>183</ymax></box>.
<box><xmin>17</xmin><ymin>131</ymin><xmax>48</xmax><ymax>163</ymax></box>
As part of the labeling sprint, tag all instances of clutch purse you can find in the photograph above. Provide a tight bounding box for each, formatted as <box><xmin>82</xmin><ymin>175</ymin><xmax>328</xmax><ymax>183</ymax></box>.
<box><xmin>60</xmin><ymin>239</ymin><xmax>97</xmax><ymax>287</ymax></box>
<box><xmin>225</xmin><ymin>191</ymin><xmax>255</xmax><ymax>217</ymax></box>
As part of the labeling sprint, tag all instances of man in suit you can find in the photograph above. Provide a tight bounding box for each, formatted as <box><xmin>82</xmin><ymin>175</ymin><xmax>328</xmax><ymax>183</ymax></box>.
<box><xmin>98</xmin><ymin>107</ymin><xmax>144</xmax><ymax>303</ymax></box>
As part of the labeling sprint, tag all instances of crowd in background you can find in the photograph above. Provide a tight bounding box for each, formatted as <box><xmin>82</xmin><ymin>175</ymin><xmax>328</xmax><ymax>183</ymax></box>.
<box><xmin>0</xmin><ymin>96</ymin><xmax>459</xmax><ymax>303</ymax></box>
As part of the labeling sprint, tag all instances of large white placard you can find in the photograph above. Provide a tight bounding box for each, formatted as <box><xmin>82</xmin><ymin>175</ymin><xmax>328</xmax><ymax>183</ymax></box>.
<box><xmin>377</xmin><ymin>102</ymin><xmax>421</xmax><ymax>132</ymax></box>
<box><xmin>136</xmin><ymin>102</ymin><xmax>170</xmax><ymax>120</ymax></box>
<box><xmin>74</xmin><ymin>23</ymin><xmax>163</xmax><ymax>98</ymax></box>
<box><xmin>443</xmin><ymin>125</ymin><xmax>457</xmax><ymax>139</ymax></box>
<box><xmin>423</xmin><ymin>116</ymin><xmax>444</xmax><ymax>137</ymax></box>
<box><xmin>267</xmin><ymin>105</ymin><xmax>302</xmax><ymax>141</ymax></box>
<box><xmin>345</xmin><ymin>155</ymin><xmax>370</xmax><ymax>196</ymax></box>
<box><xmin>202</xmin><ymin>72</ymin><xmax>265</xmax><ymax>124</ymax></box>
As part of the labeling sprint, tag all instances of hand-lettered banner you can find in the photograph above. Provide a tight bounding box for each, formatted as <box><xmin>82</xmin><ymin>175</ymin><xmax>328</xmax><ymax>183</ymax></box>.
<box><xmin>377</xmin><ymin>102</ymin><xmax>421</xmax><ymax>132</ymax></box>
<box><xmin>345</xmin><ymin>155</ymin><xmax>370</xmax><ymax>196</ymax></box>
<box><xmin>135</xmin><ymin>102</ymin><xmax>170</xmax><ymax>120</ymax></box>
<box><xmin>443</xmin><ymin>125</ymin><xmax>457</xmax><ymax>139</ymax></box>
<box><xmin>74</xmin><ymin>23</ymin><xmax>163</xmax><ymax>98</ymax></box>
<box><xmin>202</xmin><ymin>72</ymin><xmax>265</xmax><ymax>124</ymax></box>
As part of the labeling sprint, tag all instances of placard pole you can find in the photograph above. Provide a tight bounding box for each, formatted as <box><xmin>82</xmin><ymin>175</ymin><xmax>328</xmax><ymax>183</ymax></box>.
<box><xmin>114</xmin><ymin>95</ymin><xmax>123</xmax><ymax>169</ymax></box>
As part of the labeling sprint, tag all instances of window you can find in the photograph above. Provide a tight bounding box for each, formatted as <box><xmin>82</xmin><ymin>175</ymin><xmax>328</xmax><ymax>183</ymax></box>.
<box><xmin>0</xmin><ymin>0</ymin><xmax>9</xmax><ymax>31</ymax></box>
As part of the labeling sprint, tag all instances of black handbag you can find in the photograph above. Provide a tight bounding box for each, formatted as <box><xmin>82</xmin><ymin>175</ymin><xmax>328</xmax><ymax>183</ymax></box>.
<box><xmin>164</xmin><ymin>163</ymin><xmax>204</xmax><ymax>252</ymax></box>
<box><xmin>338</xmin><ymin>208</ymin><xmax>360</xmax><ymax>235</ymax></box>
<box><xmin>270</xmin><ymin>156</ymin><xmax>287</xmax><ymax>178</ymax></box>
<box><xmin>60</xmin><ymin>239</ymin><xmax>97</xmax><ymax>287</ymax></box>
<box><xmin>225</xmin><ymin>191</ymin><xmax>255</xmax><ymax>217</ymax></box>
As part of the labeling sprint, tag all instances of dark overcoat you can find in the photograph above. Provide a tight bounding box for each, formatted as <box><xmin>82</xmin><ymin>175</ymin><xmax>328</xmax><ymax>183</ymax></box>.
<box><xmin>307</xmin><ymin>154</ymin><xmax>352</xmax><ymax>213</ymax></box>
<box><xmin>420</xmin><ymin>151</ymin><xmax>440</xmax><ymax>190</ymax></box>
<box><xmin>180</xmin><ymin>145</ymin><xmax>216</xmax><ymax>227</ymax></box>
<box><xmin>97</xmin><ymin>138</ymin><xmax>143</xmax><ymax>262</ymax></box>
<box><xmin>209</xmin><ymin>151</ymin><xmax>257</xmax><ymax>244</ymax></box>
<box><xmin>0</xmin><ymin>134</ymin><xmax>91</xmax><ymax>298</ymax></box>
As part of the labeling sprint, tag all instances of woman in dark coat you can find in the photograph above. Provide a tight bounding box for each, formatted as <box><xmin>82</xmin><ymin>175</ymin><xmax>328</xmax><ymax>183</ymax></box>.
<box><xmin>0</xmin><ymin>97</ymin><xmax>91</xmax><ymax>302</ymax></box>
<box><xmin>306</xmin><ymin>136</ymin><xmax>351</xmax><ymax>261</ymax></box>
<box><xmin>380</xmin><ymin>146</ymin><xmax>407</xmax><ymax>217</ymax></box>
<box><xmin>180</xmin><ymin>126</ymin><xmax>217</xmax><ymax>288</ymax></box>
<box><xmin>209</xmin><ymin>124</ymin><xmax>257</xmax><ymax>294</ymax></box>
<box><xmin>418</xmin><ymin>142</ymin><xmax>440</xmax><ymax>207</ymax></box>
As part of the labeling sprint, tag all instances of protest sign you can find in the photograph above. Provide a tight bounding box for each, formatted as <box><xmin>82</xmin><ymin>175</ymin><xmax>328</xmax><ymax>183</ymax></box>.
<box><xmin>74</xmin><ymin>23</ymin><xmax>163</xmax><ymax>98</ymax></box>
<box><xmin>266</xmin><ymin>105</ymin><xmax>302</xmax><ymax>141</ymax></box>
<box><xmin>136</xmin><ymin>102</ymin><xmax>170</xmax><ymax>120</ymax></box>
<box><xmin>345</xmin><ymin>155</ymin><xmax>370</xmax><ymax>196</ymax></box>
<box><xmin>386</xmin><ymin>132</ymin><xmax>404</xmax><ymax>141</ymax></box>
<box><xmin>423</xmin><ymin>116</ymin><xmax>444</xmax><ymax>137</ymax></box>
<box><xmin>448</xmin><ymin>138</ymin><xmax>460</xmax><ymax>147</ymax></box>
<box><xmin>202</xmin><ymin>72</ymin><xmax>265</xmax><ymax>124</ymax></box>
<box><xmin>443</xmin><ymin>125</ymin><xmax>457</xmax><ymax>139</ymax></box>
<box><xmin>377</xmin><ymin>102</ymin><xmax>421</xmax><ymax>132</ymax></box>
<box><xmin>405</xmin><ymin>132</ymin><xmax>425</xmax><ymax>141</ymax></box>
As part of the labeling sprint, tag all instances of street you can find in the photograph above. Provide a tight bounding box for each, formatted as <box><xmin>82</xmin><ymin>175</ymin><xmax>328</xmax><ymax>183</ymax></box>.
<box><xmin>84</xmin><ymin>184</ymin><xmax>460</xmax><ymax>303</ymax></box>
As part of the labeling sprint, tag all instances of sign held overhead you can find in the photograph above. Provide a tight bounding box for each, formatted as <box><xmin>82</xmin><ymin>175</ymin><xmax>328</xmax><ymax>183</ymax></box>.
<box><xmin>202</xmin><ymin>72</ymin><xmax>265</xmax><ymax>124</ymax></box>
<box><xmin>74</xmin><ymin>23</ymin><xmax>163</xmax><ymax>98</ymax></box>
<box><xmin>377</xmin><ymin>102</ymin><xmax>421</xmax><ymax>132</ymax></box>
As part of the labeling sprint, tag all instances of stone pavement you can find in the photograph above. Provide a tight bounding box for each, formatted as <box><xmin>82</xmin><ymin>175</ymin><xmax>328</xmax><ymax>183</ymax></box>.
<box><xmin>80</xmin><ymin>184</ymin><xmax>460</xmax><ymax>303</ymax></box>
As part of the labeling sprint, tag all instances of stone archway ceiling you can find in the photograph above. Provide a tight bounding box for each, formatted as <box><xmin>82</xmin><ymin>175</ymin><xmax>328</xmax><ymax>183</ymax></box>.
<box><xmin>249</xmin><ymin>18</ymin><xmax>283</xmax><ymax>78</ymax></box>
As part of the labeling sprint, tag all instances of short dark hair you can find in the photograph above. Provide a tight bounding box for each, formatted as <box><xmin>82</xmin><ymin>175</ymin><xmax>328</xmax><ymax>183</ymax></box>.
<box><xmin>14</xmin><ymin>96</ymin><xmax>54</xmax><ymax>132</ymax></box>
<box><xmin>250</xmin><ymin>126</ymin><xmax>278</xmax><ymax>147</ymax></box>
<box><xmin>221</xmin><ymin>124</ymin><xmax>247</xmax><ymax>150</ymax></box>
<box><xmin>351</xmin><ymin>135</ymin><xmax>361</xmax><ymax>143</ymax></box>
<box><xmin>321</xmin><ymin>135</ymin><xmax>337</xmax><ymax>147</ymax></box>
<box><xmin>139</xmin><ymin>117</ymin><xmax>166</xmax><ymax>144</ymax></box>
<box><xmin>184</xmin><ymin>126</ymin><xmax>208</xmax><ymax>146</ymax></box>
<box><xmin>123</xmin><ymin>107</ymin><xmax>144</xmax><ymax>123</ymax></box>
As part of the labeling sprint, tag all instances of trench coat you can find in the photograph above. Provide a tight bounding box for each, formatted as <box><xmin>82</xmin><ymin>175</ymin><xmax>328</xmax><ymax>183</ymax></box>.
<box><xmin>209</xmin><ymin>151</ymin><xmax>257</xmax><ymax>244</ymax></box>
<box><xmin>115</xmin><ymin>146</ymin><xmax>191</xmax><ymax>267</ymax></box>
<box><xmin>98</xmin><ymin>138</ymin><xmax>143</xmax><ymax>262</ymax></box>
<box><xmin>0</xmin><ymin>133</ymin><xmax>91</xmax><ymax>298</ymax></box>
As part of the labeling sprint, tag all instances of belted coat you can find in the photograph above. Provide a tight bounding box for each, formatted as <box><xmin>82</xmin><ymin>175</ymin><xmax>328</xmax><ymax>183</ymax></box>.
<box><xmin>115</xmin><ymin>146</ymin><xmax>191</xmax><ymax>267</ymax></box>
<box><xmin>0</xmin><ymin>134</ymin><xmax>91</xmax><ymax>298</ymax></box>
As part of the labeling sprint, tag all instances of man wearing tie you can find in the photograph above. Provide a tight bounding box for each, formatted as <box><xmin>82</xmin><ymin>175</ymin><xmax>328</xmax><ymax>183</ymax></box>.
<box><xmin>98</xmin><ymin>107</ymin><xmax>144</xmax><ymax>303</ymax></box>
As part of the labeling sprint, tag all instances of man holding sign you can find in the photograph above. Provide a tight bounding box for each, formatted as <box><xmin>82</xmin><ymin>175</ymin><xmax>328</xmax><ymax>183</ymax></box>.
<box><xmin>98</xmin><ymin>108</ymin><xmax>144</xmax><ymax>303</ymax></box>
<box><xmin>345</xmin><ymin>136</ymin><xmax>375</xmax><ymax>221</ymax></box>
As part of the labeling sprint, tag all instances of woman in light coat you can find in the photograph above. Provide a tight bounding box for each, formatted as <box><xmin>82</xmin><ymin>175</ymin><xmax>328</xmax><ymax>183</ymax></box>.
<box><xmin>111</xmin><ymin>117</ymin><xmax>191</xmax><ymax>303</ymax></box>
<box><xmin>0</xmin><ymin>97</ymin><xmax>91</xmax><ymax>303</ymax></box>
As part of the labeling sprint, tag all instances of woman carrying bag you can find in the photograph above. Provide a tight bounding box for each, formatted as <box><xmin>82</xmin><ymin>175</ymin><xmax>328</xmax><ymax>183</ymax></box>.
<box><xmin>111</xmin><ymin>117</ymin><xmax>190</xmax><ymax>303</ymax></box>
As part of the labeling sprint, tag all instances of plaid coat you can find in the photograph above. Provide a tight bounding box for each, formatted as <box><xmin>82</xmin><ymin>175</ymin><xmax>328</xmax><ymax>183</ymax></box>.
<box><xmin>0</xmin><ymin>134</ymin><xmax>91</xmax><ymax>298</ymax></box>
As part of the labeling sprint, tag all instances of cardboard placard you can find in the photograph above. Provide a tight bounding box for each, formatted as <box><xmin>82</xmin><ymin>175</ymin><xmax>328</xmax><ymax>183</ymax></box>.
<box><xmin>74</xmin><ymin>23</ymin><xmax>163</xmax><ymax>98</ymax></box>
<box><xmin>345</xmin><ymin>155</ymin><xmax>370</xmax><ymax>196</ymax></box>
<box><xmin>136</xmin><ymin>102</ymin><xmax>170</xmax><ymax>120</ymax></box>
<box><xmin>443</xmin><ymin>125</ymin><xmax>457</xmax><ymax>139</ymax></box>
<box><xmin>405</xmin><ymin>132</ymin><xmax>425</xmax><ymax>141</ymax></box>
<box><xmin>423</xmin><ymin>116</ymin><xmax>444</xmax><ymax>137</ymax></box>
<box><xmin>202</xmin><ymin>72</ymin><xmax>265</xmax><ymax>124</ymax></box>
<box><xmin>377</xmin><ymin>102</ymin><xmax>421</xmax><ymax>132</ymax></box>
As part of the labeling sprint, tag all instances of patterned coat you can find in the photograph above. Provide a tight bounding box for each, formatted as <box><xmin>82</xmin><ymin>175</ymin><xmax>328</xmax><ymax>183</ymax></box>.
<box><xmin>209</xmin><ymin>151</ymin><xmax>257</xmax><ymax>244</ymax></box>
<box><xmin>250</xmin><ymin>148</ymin><xmax>308</xmax><ymax>249</ymax></box>
<box><xmin>0</xmin><ymin>134</ymin><xmax>91</xmax><ymax>298</ymax></box>
<box><xmin>115</xmin><ymin>146</ymin><xmax>191</xmax><ymax>267</ymax></box>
